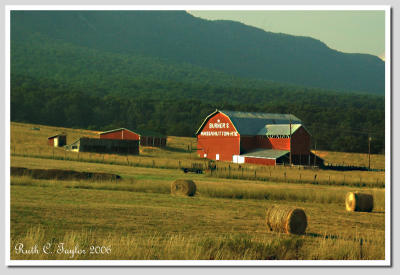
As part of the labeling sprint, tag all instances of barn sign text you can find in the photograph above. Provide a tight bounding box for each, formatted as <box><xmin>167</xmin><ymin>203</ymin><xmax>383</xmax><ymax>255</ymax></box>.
<box><xmin>200</xmin><ymin>131</ymin><xmax>238</xmax><ymax>137</ymax></box>
<box><xmin>201</xmin><ymin>121</ymin><xmax>238</xmax><ymax>137</ymax></box>
<box><xmin>209</xmin><ymin>122</ymin><xmax>230</xmax><ymax>129</ymax></box>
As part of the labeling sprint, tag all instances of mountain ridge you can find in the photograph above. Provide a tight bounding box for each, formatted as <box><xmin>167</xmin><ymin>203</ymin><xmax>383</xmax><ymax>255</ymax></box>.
<box><xmin>11</xmin><ymin>10</ymin><xmax>384</xmax><ymax>95</ymax></box>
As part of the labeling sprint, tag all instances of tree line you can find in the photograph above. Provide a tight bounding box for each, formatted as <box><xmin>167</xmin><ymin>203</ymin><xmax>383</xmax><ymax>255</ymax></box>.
<box><xmin>11</xmin><ymin>74</ymin><xmax>385</xmax><ymax>154</ymax></box>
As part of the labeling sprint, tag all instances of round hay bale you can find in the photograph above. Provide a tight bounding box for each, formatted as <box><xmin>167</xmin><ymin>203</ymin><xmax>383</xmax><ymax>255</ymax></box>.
<box><xmin>171</xmin><ymin>179</ymin><xmax>196</xmax><ymax>196</ymax></box>
<box><xmin>345</xmin><ymin>192</ymin><xmax>373</xmax><ymax>212</ymax></box>
<box><xmin>265</xmin><ymin>205</ymin><xmax>307</xmax><ymax>235</ymax></box>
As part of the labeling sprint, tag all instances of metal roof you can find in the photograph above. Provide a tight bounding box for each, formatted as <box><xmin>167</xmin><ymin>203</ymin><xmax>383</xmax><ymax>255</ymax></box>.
<box><xmin>257</xmin><ymin>124</ymin><xmax>302</xmax><ymax>136</ymax></box>
<box><xmin>100</xmin><ymin>128</ymin><xmax>135</xmax><ymax>135</ymax></box>
<box><xmin>221</xmin><ymin>110</ymin><xmax>301</xmax><ymax>136</ymax></box>
<box><xmin>100</xmin><ymin>128</ymin><xmax>165</xmax><ymax>138</ymax></box>
<box><xmin>47</xmin><ymin>133</ymin><xmax>66</xmax><ymax>139</ymax></box>
<box><xmin>220</xmin><ymin>110</ymin><xmax>301</xmax><ymax>122</ymax></box>
<box><xmin>220</xmin><ymin>110</ymin><xmax>302</xmax><ymax>135</ymax></box>
<box><xmin>241</xmin><ymin>149</ymin><xmax>290</xmax><ymax>159</ymax></box>
<box><xmin>195</xmin><ymin>109</ymin><xmax>304</xmax><ymax>136</ymax></box>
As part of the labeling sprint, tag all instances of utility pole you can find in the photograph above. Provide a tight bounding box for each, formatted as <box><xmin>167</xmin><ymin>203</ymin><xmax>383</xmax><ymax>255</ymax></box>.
<box><xmin>368</xmin><ymin>136</ymin><xmax>372</xmax><ymax>170</ymax></box>
<box><xmin>289</xmin><ymin>115</ymin><xmax>292</xmax><ymax>165</ymax></box>
<box><xmin>314</xmin><ymin>141</ymin><xmax>317</xmax><ymax>167</ymax></box>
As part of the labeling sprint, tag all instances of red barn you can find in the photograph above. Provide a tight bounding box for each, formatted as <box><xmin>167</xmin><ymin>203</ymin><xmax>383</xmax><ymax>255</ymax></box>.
<box><xmin>100</xmin><ymin>128</ymin><xmax>166</xmax><ymax>148</ymax></box>
<box><xmin>196</xmin><ymin>110</ymin><xmax>323</xmax><ymax>166</ymax></box>
<box><xmin>100</xmin><ymin>128</ymin><xmax>140</xmax><ymax>141</ymax></box>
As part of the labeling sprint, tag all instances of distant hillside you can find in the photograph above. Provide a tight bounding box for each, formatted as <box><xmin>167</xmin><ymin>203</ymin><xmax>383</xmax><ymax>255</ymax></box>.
<box><xmin>11</xmin><ymin>31</ymin><xmax>275</xmax><ymax>97</ymax></box>
<box><xmin>11</xmin><ymin>10</ymin><xmax>384</xmax><ymax>95</ymax></box>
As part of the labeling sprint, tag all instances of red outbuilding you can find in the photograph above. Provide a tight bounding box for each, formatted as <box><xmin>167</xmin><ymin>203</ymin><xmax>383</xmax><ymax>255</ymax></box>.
<box><xmin>196</xmin><ymin>110</ymin><xmax>323</xmax><ymax>166</ymax></box>
<box><xmin>48</xmin><ymin>133</ymin><xmax>67</xmax><ymax>147</ymax></box>
<box><xmin>100</xmin><ymin>128</ymin><xmax>166</xmax><ymax>148</ymax></box>
<box><xmin>100</xmin><ymin>128</ymin><xmax>140</xmax><ymax>141</ymax></box>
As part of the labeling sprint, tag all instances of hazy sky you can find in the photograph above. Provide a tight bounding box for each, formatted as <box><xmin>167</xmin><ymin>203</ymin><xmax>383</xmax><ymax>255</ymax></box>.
<box><xmin>188</xmin><ymin>10</ymin><xmax>385</xmax><ymax>60</ymax></box>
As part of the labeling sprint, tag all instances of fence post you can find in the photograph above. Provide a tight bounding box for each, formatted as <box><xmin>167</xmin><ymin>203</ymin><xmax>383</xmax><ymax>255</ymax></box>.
<box><xmin>284</xmin><ymin>172</ymin><xmax>286</xmax><ymax>182</ymax></box>
<box><xmin>254</xmin><ymin>170</ymin><xmax>256</xmax><ymax>179</ymax></box>
<box><xmin>152</xmin><ymin>160</ymin><xmax>155</xmax><ymax>168</ymax></box>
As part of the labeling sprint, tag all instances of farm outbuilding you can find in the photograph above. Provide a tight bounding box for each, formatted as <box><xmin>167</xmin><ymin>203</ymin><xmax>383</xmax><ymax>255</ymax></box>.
<box><xmin>138</xmin><ymin>130</ymin><xmax>167</xmax><ymax>147</ymax></box>
<box><xmin>100</xmin><ymin>128</ymin><xmax>166</xmax><ymax>148</ymax></box>
<box><xmin>196</xmin><ymin>110</ymin><xmax>323</xmax><ymax>166</ymax></box>
<box><xmin>65</xmin><ymin>137</ymin><xmax>139</xmax><ymax>155</ymax></box>
<box><xmin>99</xmin><ymin>128</ymin><xmax>140</xmax><ymax>141</ymax></box>
<box><xmin>47</xmin><ymin>134</ymin><xmax>67</xmax><ymax>147</ymax></box>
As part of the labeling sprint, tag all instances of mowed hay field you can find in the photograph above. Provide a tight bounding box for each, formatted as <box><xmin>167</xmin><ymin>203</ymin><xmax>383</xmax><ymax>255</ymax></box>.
<box><xmin>10</xmin><ymin>122</ymin><xmax>386</xmax><ymax>260</ymax></box>
<box><xmin>316</xmin><ymin>150</ymin><xmax>385</xmax><ymax>170</ymax></box>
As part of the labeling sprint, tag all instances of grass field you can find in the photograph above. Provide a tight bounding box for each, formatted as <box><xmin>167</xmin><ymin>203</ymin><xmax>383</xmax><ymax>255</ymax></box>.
<box><xmin>9</xmin><ymin>122</ymin><xmax>386</xmax><ymax>261</ymax></box>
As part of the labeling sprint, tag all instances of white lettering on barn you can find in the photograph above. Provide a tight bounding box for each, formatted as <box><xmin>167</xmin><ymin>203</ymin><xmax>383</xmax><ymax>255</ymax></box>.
<box><xmin>200</xmin><ymin>131</ymin><xmax>238</xmax><ymax>137</ymax></box>
<box><xmin>209</xmin><ymin>122</ymin><xmax>230</xmax><ymax>129</ymax></box>
<box><xmin>201</xmin><ymin>120</ymin><xmax>236</xmax><ymax>137</ymax></box>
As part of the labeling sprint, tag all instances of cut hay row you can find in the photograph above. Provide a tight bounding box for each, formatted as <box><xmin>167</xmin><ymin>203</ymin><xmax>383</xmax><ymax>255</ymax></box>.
<box><xmin>265</xmin><ymin>205</ymin><xmax>308</xmax><ymax>235</ymax></box>
<box><xmin>11</xmin><ymin>166</ymin><xmax>120</xmax><ymax>181</ymax></box>
<box><xmin>345</xmin><ymin>192</ymin><xmax>374</xmax><ymax>212</ymax></box>
<box><xmin>171</xmin><ymin>179</ymin><xmax>196</xmax><ymax>196</ymax></box>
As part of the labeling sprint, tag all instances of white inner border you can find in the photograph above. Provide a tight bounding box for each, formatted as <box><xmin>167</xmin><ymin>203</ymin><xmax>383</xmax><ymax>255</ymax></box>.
<box><xmin>5</xmin><ymin>4</ymin><xmax>391</xmax><ymax>267</ymax></box>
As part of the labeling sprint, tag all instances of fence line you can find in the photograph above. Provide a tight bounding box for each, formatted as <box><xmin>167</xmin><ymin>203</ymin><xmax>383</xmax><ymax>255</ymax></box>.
<box><xmin>11</xmin><ymin>149</ymin><xmax>385</xmax><ymax>189</ymax></box>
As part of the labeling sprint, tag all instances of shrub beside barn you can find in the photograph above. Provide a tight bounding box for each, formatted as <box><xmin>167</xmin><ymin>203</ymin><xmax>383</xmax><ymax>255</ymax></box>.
<box><xmin>196</xmin><ymin>110</ymin><xmax>323</xmax><ymax>166</ymax></box>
